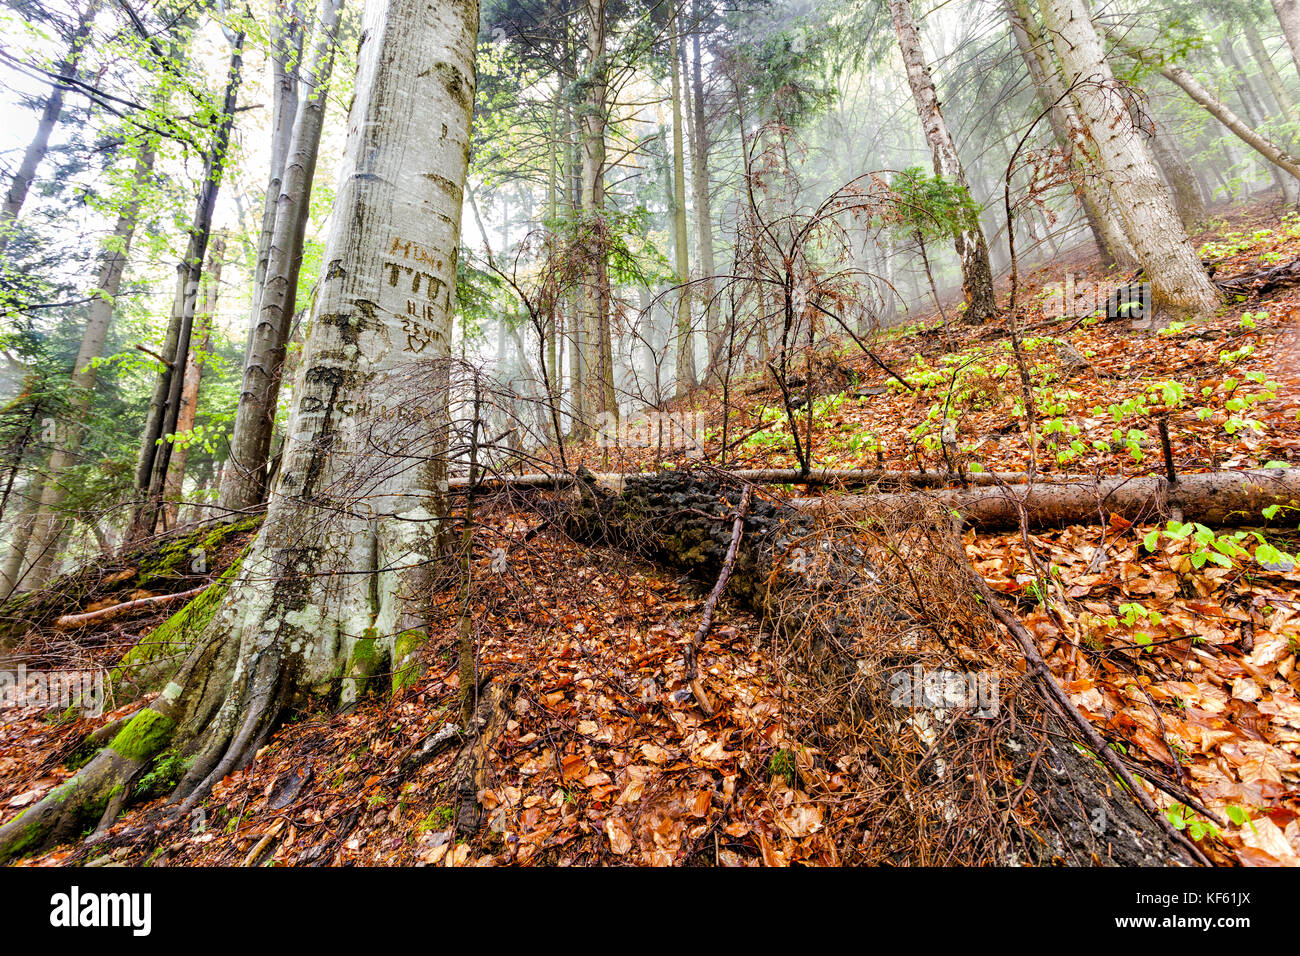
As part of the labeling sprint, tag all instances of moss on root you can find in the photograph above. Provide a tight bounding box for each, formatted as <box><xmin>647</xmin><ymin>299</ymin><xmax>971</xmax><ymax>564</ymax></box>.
<box><xmin>108</xmin><ymin>710</ymin><xmax>175</xmax><ymax>763</ymax></box>
<box><xmin>111</xmin><ymin>552</ymin><xmax>247</xmax><ymax>698</ymax></box>
<box><xmin>392</xmin><ymin>629</ymin><xmax>428</xmax><ymax>693</ymax></box>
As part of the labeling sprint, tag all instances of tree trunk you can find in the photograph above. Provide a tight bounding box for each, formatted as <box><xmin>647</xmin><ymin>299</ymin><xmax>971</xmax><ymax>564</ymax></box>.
<box><xmin>1244</xmin><ymin>18</ymin><xmax>1296</xmax><ymax>118</ymax></box>
<box><xmin>217</xmin><ymin>0</ymin><xmax>345</xmax><ymax>518</ymax></box>
<box><xmin>688</xmin><ymin>1</ymin><xmax>719</xmax><ymax>374</ymax></box>
<box><xmin>1040</xmin><ymin>0</ymin><xmax>1220</xmax><ymax>315</ymax></box>
<box><xmin>1005</xmin><ymin>0</ymin><xmax>1135</xmax><ymax>268</ymax></box>
<box><xmin>0</xmin><ymin>0</ymin><xmax>478</xmax><ymax>863</ymax></box>
<box><xmin>18</xmin><ymin>126</ymin><xmax>159</xmax><ymax>592</ymax></box>
<box><xmin>888</xmin><ymin>0</ymin><xmax>997</xmax><ymax>324</ymax></box>
<box><xmin>133</xmin><ymin>37</ymin><xmax>244</xmax><ymax>539</ymax></box>
<box><xmin>795</xmin><ymin>467</ymin><xmax>1300</xmax><ymax>530</ymax></box>
<box><xmin>1148</xmin><ymin>121</ymin><xmax>1206</xmax><ymax>229</ymax></box>
<box><xmin>671</xmin><ymin>16</ymin><xmax>696</xmax><ymax>398</ymax></box>
<box><xmin>163</xmin><ymin>235</ymin><xmax>225</xmax><ymax>528</ymax></box>
<box><xmin>0</xmin><ymin>484</ymin><xmax>40</xmax><ymax>601</ymax></box>
<box><xmin>577</xmin><ymin>0</ymin><xmax>614</xmax><ymax>431</ymax></box>
<box><xmin>1271</xmin><ymin>0</ymin><xmax>1300</xmax><ymax>82</ymax></box>
<box><xmin>246</xmin><ymin>0</ymin><xmax>306</xmax><ymax>343</ymax></box>
<box><xmin>0</xmin><ymin>0</ymin><xmax>97</xmax><ymax>255</ymax></box>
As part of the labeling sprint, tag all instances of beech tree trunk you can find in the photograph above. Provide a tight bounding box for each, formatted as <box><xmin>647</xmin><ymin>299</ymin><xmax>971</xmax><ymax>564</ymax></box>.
<box><xmin>217</xmin><ymin>0</ymin><xmax>345</xmax><ymax>518</ymax></box>
<box><xmin>0</xmin><ymin>0</ymin><xmax>478</xmax><ymax>862</ymax></box>
<box><xmin>1039</xmin><ymin>0</ymin><xmax>1221</xmax><ymax>315</ymax></box>
<box><xmin>888</xmin><ymin>0</ymin><xmax>997</xmax><ymax>324</ymax></box>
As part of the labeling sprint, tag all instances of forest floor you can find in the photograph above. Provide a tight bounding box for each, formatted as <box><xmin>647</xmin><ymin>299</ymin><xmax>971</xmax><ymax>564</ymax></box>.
<box><xmin>2</xmin><ymin>197</ymin><xmax>1300</xmax><ymax>866</ymax></box>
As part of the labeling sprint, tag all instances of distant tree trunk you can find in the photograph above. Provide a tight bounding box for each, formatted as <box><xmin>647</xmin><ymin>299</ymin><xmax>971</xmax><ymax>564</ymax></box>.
<box><xmin>133</xmin><ymin>35</ymin><xmax>244</xmax><ymax>539</ymax></box>
<box><xmin>217</xmin><ymin>0</ymin><xmax>345</xmax><ymax>519</ymax></box>
<box><xmin>17</xmin><ymin>127</ymin><xmax>159</xmax><ymax>592</ymax></box>
<box><xmin>247</xmin><ymin>0</ymin><xmax>306</xmax><ymax>335</ymax></box>
<box><xmin>888</xmin><ymin>0</ymin><xmax>997</xmax><ymax>323</ymax></box>
<box><xmin>0</xmin><ymin>0</ymin><xmax>479</xmax><ymax>863</ymax></box>
<box><xmin>1270</xmin><ymin>0</ymin><xmax>1300</xmax><ymax>82</ymax></box>
<box><xmin>0</xmin><ymin>484</ymin><xmax>39</xmax><ymax>600</ymax></box>
<box><xmin>688</xmin><ymin>0</ymin><xmax>719</xmax><ymax>374</ymax></box>
<box><xmin>1040</xmin><ymin>0</ymin><xmax>1220</xmax><ymax>315</ymax></box>
<box><xmin>1005</xmin><ymin>0</ymin><xmax>1135</xmax><ymax>267</ymax></box>
<box><xmin>1148</xmin><ymin>121</ymin><xmax>1206</xmax><ymax>228</ymax></box>
<box><xmin>671</xmin><ymin>16</ymin><xmax>696</xmax><ymax>398</ymax></box>
<box><xmin>1244</xmin><ymin>18</ymin><xmax>1296</xmax><ymax>118</ymax></box>
<box><xmin>0</xmin><ymin>0</ymin><xmax>97</xmax><ymax>255</ymax></box>
<box><xmin>577</xmin><ymin>0</ymin><xmax>614</xmax><ymax>430</ymax></box>
<box><xmin>164</xmin><ymin>235</ymin><xmax>225</xmax><ymax>529</ymax></box>
<box><xmin>1107</xmin><ymin>29</ymin><xmax>1300</xmax><ymax>185</ymax></box>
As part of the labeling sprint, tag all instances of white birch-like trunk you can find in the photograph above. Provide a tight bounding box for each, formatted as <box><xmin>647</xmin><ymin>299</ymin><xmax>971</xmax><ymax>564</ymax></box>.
<box><xmin>1039</xmin><ymin>0</ymin><xmax>1220</xmax><ymax>314</ymax></box>
<box><xmin>0</xmin><ymin>0</ymin><xmax>479</xmax><ymax>859</ymax></box>
<box><xmin>1005</xmin><ymin>0</ymin><xmax>1136</xmax><ymax>267</ymax></box>
<box><xmin>888</xmin><ymin>0</ymin><xmax>997</xmax><ymax>323</ymax></box>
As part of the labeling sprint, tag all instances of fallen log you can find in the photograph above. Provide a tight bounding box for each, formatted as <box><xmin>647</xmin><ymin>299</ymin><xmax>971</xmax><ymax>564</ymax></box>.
<box><xmin>1214</xmin><ymin>256</ymin><xmax>1300</xmax><ymax>298</ymax></box>
<box><xmin>55</xmin><ymin>584</ymin><xmax>210</xmax><ymax>630</ymax></box>
<box><xmin>561</xmin><ymin>469</ymin><xmax>1199</xmax><ymax>865</ymax></box>
<box><xmin>793</xmin><ymin>468</ymin><xmax>1300</xmax><ymax>530</ymax></box>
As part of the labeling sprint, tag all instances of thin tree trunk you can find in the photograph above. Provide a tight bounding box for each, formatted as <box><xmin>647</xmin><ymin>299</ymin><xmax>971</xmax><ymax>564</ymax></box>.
<box><xmin>164</xmin><ymin>235</ymin><xmax>225</xmax><ymax>528</ymax></box>
<box><xmin>217</xmin><ymin>0</ymin><xmax>345</xmax><ymax>518</ymax></box>
<box><xmin>19</xmin><ymin>126</ymin><xmax>159</xmax><ymax>591</ymax></box>
<box><xmin>1244</xmin><ymin>18</ymin><xmax>1296</xmax><ymax>118</ymax></box>
<box><xmin>888</xmin><ymin>0</ymin><xmax>997</xmax><ymax>323</ymax></box>
<box><xmin>688</xmin><ymin>0</ymin><xmax>718</xmax><ymax>374</ymax></box>
<box><xmin>1041</xmin><ymin>0</ymin><xmax>1220</xmax><ymax>314</ymax></box>
<box><xmin>1149</xmin><ymin>121</ymin><xmax>1206</xmax><ymax>228</ymax></box>
<box><xmin>247</xmin><ymin>0</ymin><xmax>305</xmax><ymax>336</ymax></box>
<box><xmin>134</xmin><ymin>35</ymin><xmax>245</xmax><ymax>539</ymax></box>
<box><xmin>577</xmin><ymin>0</ymin><xmax>613</xmax><ymax>431</ymax></box>
<box><xmin>672</xmin><ymin>16</ymin><xmax>696</xmax><ymax>398</ymax></box>
<box><xmin>0</xmin><ymin>0</ymin><xmax>97</xmax><ymax>255</ymax></box>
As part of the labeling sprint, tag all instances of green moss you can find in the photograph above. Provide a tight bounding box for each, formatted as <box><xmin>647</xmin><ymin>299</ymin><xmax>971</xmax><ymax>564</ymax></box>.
<box><xmin>391</xmin><ymin>629</ymin><xmax>428</xmax><ymax>693</ymax></box>
<box><xmin>112</xmin><ymin>553</ymin><xmax>246</xmax><ymax>697</ymax></box>
<box><xmin>134</xmin><ymin>515</ymin><xmax>263</xmax><ymax>589</ymax></box>
<box><xmin>9</xmin><ymin>821</ymin><xmax>45</xmax><ymax>857</ymax></box>
<box><xmin>346</xmin><ymin>627</ymin><xmax>383</xmax><ymax>694</ymax></box>
<box><xmin>108</xmin><ymin>709</ymin><xmax>175</xmax><ymax>762</ymax></box>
